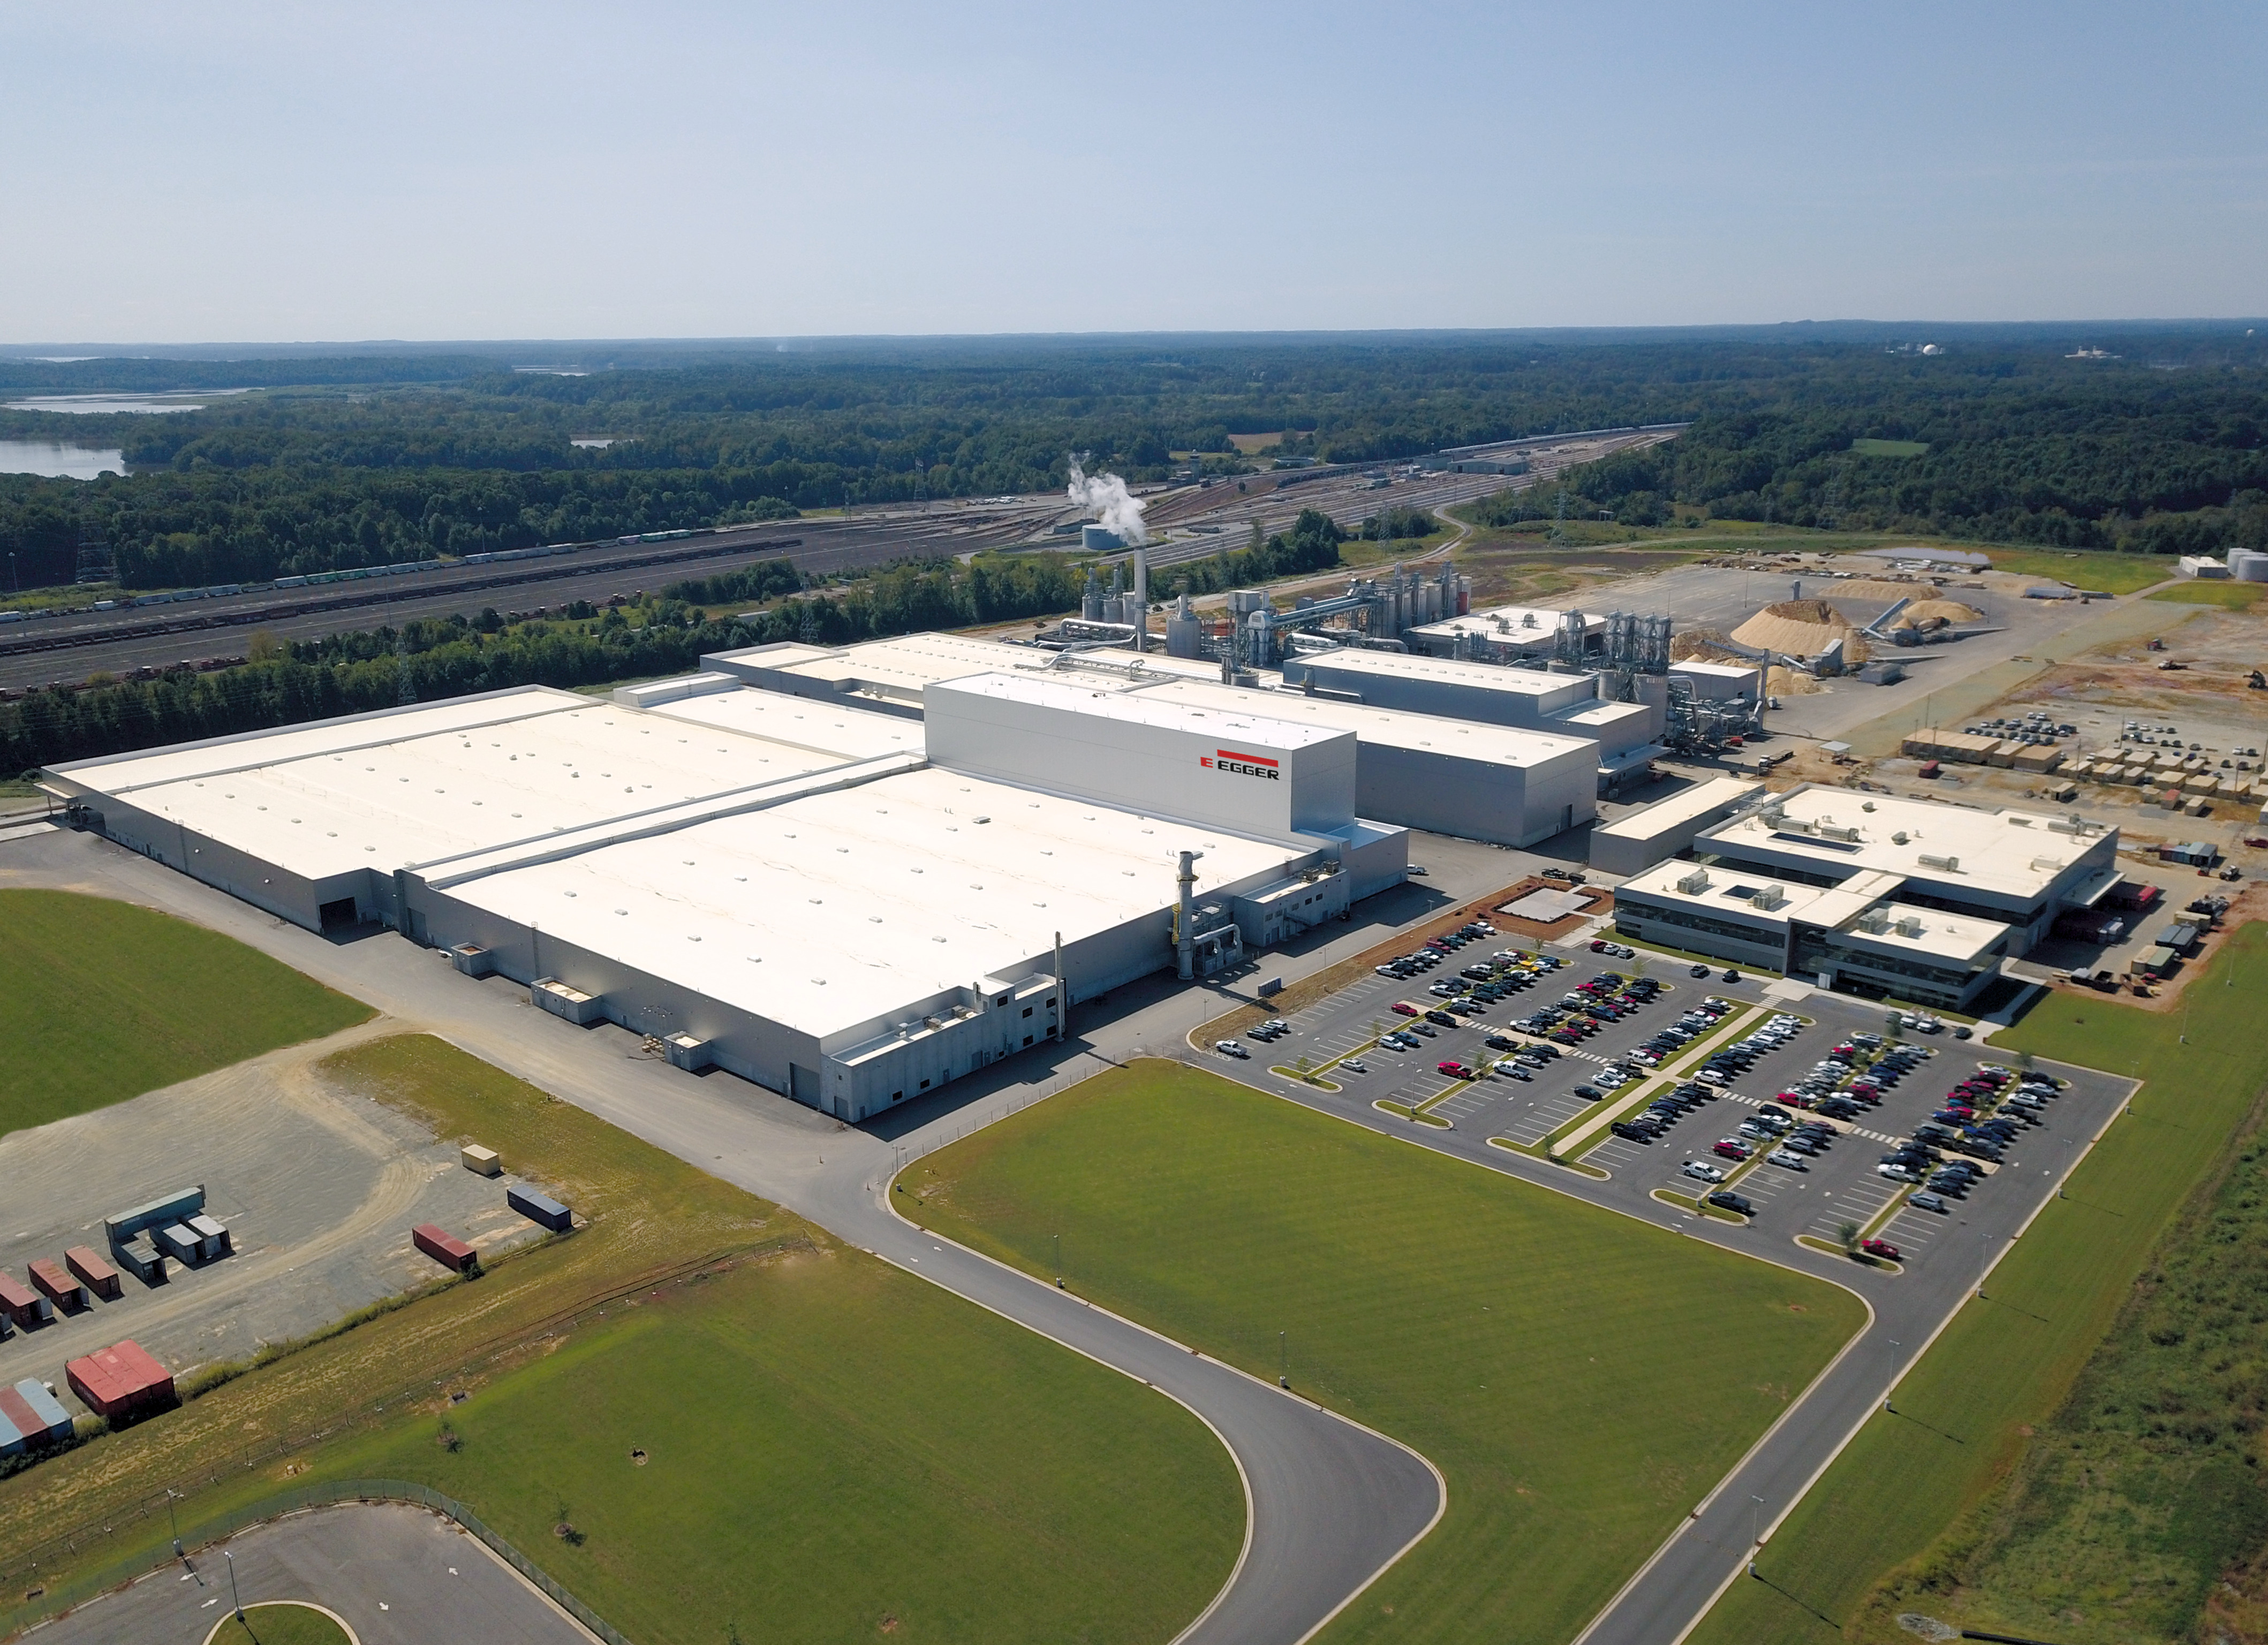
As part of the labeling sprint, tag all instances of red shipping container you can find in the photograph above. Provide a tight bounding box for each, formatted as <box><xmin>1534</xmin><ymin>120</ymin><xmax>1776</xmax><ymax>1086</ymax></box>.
<box><xmin>412</xmin><ymin>1224</ymin><xmax>478</xmax><ymax>1275</ymax></box>
<box><xmin>66</xmin><ymin>1340</ymin><xmax>177</xmax><ymax>1420</ymax></box>
<box><xmin>27</xmin><ymin>1258</ymin><xmax>87</xmax><ymax>1311</ymax></box>
<box><xmin>0</xmin><ymin>1273</ymin><xmax>47</xmax><ymax>1327</ymax></box>
<box><xmin>64</xmin><ymin>1247</ymin><xmax>122</xmax><ymax>1301</ymax></box>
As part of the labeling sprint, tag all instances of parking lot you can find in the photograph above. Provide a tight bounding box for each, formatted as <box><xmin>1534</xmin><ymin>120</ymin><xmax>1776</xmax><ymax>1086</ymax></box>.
<box><xmin>1205</xmin><ymin>923</ymin><xmax>2134</xmax><ymax>1283</ymax></box>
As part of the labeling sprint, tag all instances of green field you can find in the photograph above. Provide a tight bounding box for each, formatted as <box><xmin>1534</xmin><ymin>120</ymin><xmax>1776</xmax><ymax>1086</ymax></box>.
<box><xmin>0</xmin><ymin>1036</ymin><xmax>1241</xmax><ymax>1645</ymax></box>
<box><xmin>1850</xmin><ymin>439</ymin><xmax>1929</xmax><ymax>458</ymax></box>
<box><xmin>1689</xmin><ymin>922</ymin><xmax>2268</xmax><ymax>1645</ymax></box>
<box><xmin>2147</xmin><ymin>578</ymin><xmax>2266</xmax><ymax>609</ymax></box>
<box><xmin>211</xmin><ymin>1604</ymin><xmax>351</xmax><ymax>1644</ymax></box>
<box><xmin>898</xmin><ymin>1060</ymin><xmax>1868</xmax><ymax>1645</ymax></box>
<box><xmin>0</xmin><ymin>891</ymin><xmax>371</xmax><ymax>1136</ymax></box>
<box><xmin>1982</xmin><ymin>546</ymin><xmax>2174</xmax><ymax>595</ymax></box>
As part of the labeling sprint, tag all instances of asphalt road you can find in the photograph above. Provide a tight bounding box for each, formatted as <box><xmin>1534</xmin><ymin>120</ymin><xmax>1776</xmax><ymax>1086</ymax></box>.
<box><xmin>1190</xmin><ymin>921</ymin><xmax>2131</xmax><ymax>1644</ymax></box>
<box><xmin>0</xmin><ymin>823</ymin><xmax>2135</xmax><ymax>1644</ymax></box>
<box><xmin>0</xmin><ymin>826</ymin><xmax>1491</xmax><ymax>1645</ymax></box>
<box><xmin>33</xmin><ymin>1500</ymin><xmax>591</xmax><ymax>1645</ymax></box>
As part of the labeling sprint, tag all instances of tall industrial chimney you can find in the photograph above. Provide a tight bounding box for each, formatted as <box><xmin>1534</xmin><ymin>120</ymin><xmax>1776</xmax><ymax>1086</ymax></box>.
<box><xmin>1175</xmin><ymin>850</ymin><xmax>1204</xmax><ymax>979</ymax></box>
<box><xmin>1132</xmin><ymin>544</ymin><xmax>1149</xmax><ymax>650</ymax></box>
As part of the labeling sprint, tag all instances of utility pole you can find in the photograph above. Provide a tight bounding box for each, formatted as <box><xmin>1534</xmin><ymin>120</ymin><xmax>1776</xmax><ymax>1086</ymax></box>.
<box><xmin>224</xmin><ymin>1549</ymin><xmax>243</xmax><ymax>1619</ymax></box>
<box><xmin>167</xmin><ymin>1488</ymin><xmax>182</xmax><ymax>1557</ymax></box>
<box><xmin>1053</xmin><ymin>1233</ymin><xmax>1062</xmax><ymax>1287</ymax></box>
<box><xmin>1279</xmin><ymin>1330</ymin><xmax>1289</xmax><ymax>1388</ymax></box>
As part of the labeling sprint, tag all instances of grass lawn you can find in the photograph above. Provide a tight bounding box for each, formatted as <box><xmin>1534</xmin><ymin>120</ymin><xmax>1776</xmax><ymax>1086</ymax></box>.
<box><xmin>210</xmin><ymin>1604</ymin><xmax>350</xmax><ymax>1644</ymax></box>
<box><xmin>1850</xmin><ymin>439</ymin><xmax>1929</xmax><ymax>458</ymax></box>
<box><xmin>1982</xmin><ymin>547</ymin><xmax>2173</xmax><ymax>595</ymax></box>
<box><xmin>0</xmin><ymin>891</ymin><xmax>371</xmax><ymax>1136</ymax></box>
<box><xmin>2146</xmin><ymin>579</ymin><xmax>2266</xmax><ymax>609</ymax></box>
<box><xmin>1688</xmin><ymin>922</ymin><xmax>2268</xmax><ymax>1645</ymax></box>
<box><xmin>0</xmin><ymin>1037</ymin><xmax>1241</xmax><ymax>1645</ymax></box>
<box><xmin>897</xmin><ymin>1060</ymin><xmax>1868</xmax><ymax>1645</ymax></box>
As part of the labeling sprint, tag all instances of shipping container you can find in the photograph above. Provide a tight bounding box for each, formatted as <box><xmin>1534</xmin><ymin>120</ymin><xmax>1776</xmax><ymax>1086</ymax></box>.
<box><xmin>110</xmin><ymin>1234</ymin><xmax>168</xmax><ymax>1286</ymax></box>
<box><xmin>413</xmin><ymin>1224</ymin><xmax>479</xmax><ymax>1274</ymax></box>
<box><xmin>507</xmin><ymin>1185</ymin><xmax>573</xmax><ymax>1233</ymax></box>
<box><xmin>26</xmin><ymin>1259</ymin><xmax>87</xmax><ymax>1312</ymax></box>
<box><xmin>155</xmin><ymin>1224</ymin><xmax>202</xmax><ymax>1265</ymax></box>
<box><xmin>65</xmin><ymin>1247</ymin><xmax>123</xmax><ymax>1300</ymax></box>
<box><xmin>461</xmin><ymin>1144</ymin><xmax>502</xmax><ymax>1177</ymax></box>
<box><xmin>186</xmin><ymin>1214</ymin><xmax>231</xmax><ymax>1259</ymax></box>
<box><xmin>0</xmin><ymin>1273</ymin><xmax>52</xmax><ymax>1327</ymax></box>
<box><xmin>66</xmin><ymin>1340</ymin><xmax>178</xmax><ymax>1420</ymax></box>
<box><xmin>0</xmin><ymin>1379</ymin><xmax>74</xmax><ymax>1448</ymax></box>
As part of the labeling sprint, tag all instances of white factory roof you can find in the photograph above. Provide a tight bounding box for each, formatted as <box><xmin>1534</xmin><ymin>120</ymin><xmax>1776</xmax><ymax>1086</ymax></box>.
<box><xmin>1405</xmin><ymin>603</ymin><xmax>1604</xmax><ymax>647</ymax></box>
<box><xmin>54</xmin><ymin>687</ymin><xmax>881</xmax><ymax>882</ymax></box>
<box><xmin>435</xmin><ymin>764</ymin><xmax>1298</xmax><ymax>1041</ymax></box>
<box><xmin>1592</xmin><ymin>778</ymin><xmax>1766</xmax><ymax>843</ymax></box>
<box><xmin>772</xmin><ymin>632</ymin><xmax>1038</xmax><ymax>702</ymax></box>
<box><xmin>933</xmin><ymin>670</ymin><xmax>1348</xmax><ymax>750</ymax></box>
<box><xmin>1294</xmin><ymin>646</ymin><xmax>1585</xmax><ymax>703</ymax></box>
<box><xmin>1120</xmin><ymin>678</ymin><xmax>1594</xmax><ymax>769</ymax></box>
<box><xmin>647</xmin><ymin>686</ymin><xmax>926</xmax><ymax>760</ymax></box>
<box><xmin>1698</xmin><ymin>784</ymin><xmax>2109</xmax><ymax>902</ymax></box>
<box><xmin>1618</xmin><ymin>859</ymin><xmax>2009</xmax><ymax>965</ymax></box>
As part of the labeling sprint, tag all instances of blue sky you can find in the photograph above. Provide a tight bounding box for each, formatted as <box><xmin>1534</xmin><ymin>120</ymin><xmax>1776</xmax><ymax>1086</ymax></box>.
<box><xmin>3</xmin><ymin>1</ymin><xmax>2262</xmax><ymax>342</ymax></box>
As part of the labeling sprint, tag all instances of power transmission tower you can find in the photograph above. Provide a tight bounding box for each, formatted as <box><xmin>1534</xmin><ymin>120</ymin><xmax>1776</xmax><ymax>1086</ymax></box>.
<box><xmin>74</xmin><ymin>522</ymin><xmax>115</xmax><ymax>586</ymax></box>
<box><xmin>1550</xmin><ymin>485</ymin><xmax>1568</xmax><ymax>546</ymax></box>
<box><xmin>1817</xmin><ymin>460</ymin><xmax>1848</xmax><ymax>532</ymax></box>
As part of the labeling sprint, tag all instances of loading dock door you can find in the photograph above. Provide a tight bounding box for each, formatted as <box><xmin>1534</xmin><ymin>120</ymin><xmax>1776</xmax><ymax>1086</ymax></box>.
<box><xmin>318</xmin><ymin>897</ymin><xmax>359</xmax><ymax>931</ymax></box>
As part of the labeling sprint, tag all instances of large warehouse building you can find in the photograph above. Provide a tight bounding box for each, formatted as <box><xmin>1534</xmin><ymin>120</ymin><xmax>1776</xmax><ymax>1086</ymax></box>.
<box><xmin>47</xmin><ymin>681</ymin><xmax>1406</xmax><ymax>1122</ymax></box>
<box><xmin>698</xmin><ymin>635</ymin><xmax>1604</xmax><ymax>844</ymax></box>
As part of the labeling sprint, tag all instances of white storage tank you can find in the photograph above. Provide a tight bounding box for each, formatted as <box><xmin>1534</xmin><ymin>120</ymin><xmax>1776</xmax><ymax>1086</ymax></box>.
<box><xmin>2231</xmin><ymin>548</ymin><xmax>2268</xmax><ymax>583</ymax></box>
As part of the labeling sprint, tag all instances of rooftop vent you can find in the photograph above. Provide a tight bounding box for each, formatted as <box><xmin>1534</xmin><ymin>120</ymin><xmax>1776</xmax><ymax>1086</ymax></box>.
<box><xmin>1895</xmin><ymin>915</ymin><xmax>1924</xmax><ymax>938</ymax></box>
<box><xmin>1753</xmin><ymin>884</ymin><xmax>1787</xmax><ymax>910</ymax></box>
<box><xmin>1817</xmin><ymin>823</ymin><xmax>1863</xmax><ymax>843</ymax></box>
<box><xmin>1676</xmin><ymin>867</ymin><xmax>1712</xmax><ymax>895</ymax></box>
<box><xmin>1892</xmin><ymin>831</ymin><xmax>1910</xmax><ymax>845</ymax></box>
<box><xmin>1917</xmin><ymin>852</ymin><xmax>1961</xmax><ymax>871</ymax></box>
<box><xmin>1856</xmin><ymin>910</ymin><xmax>1891</xmax><ymax>934</ymax></box>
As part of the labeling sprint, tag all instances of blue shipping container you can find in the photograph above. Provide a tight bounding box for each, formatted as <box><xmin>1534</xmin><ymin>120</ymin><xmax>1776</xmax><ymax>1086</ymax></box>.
<box><xmin>507</xmin><ymin>1186</ymin><xmax>572</xmax><ymax>1233</ymax></box>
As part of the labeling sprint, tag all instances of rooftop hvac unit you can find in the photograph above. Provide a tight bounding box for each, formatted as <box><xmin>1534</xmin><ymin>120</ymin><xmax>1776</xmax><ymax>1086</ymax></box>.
<box><xmin>2030</xmin><ymin>856</ymin><xmax>2066</xmax><ymax>872</ymax></box>
<box><xmin>1754</xmin><ymin>885</ymin><xmax>1787</xmax><ymax>910</ymax></box>
<box><xmin>1895</xmin><ymin>916</ymin><xmax>1924</xmax><ymax>938</ymax></box>
<box><xmin>1676</xmin><ymin>868</ymin><xmax>1712</xmax><ymax>895</ymax></box>
<box><xmin>1856</xmin><ymin>910</ymin><xmax>1891</xmax><ymax>934</ymax></box>
<box><xmin>1892</xmin><ymin>831</ymin><xmax>1910</xmax><ymax>844</ymax></box>
<box><xmin>1917</xmin><ymin>852</ymin><xmax>1961</xmax><ymax>871</ymax></box>
<box><xmin>1817</xmin><ymin>823</ymin><xmax>1862</xmax><ymax>842</ymax></box>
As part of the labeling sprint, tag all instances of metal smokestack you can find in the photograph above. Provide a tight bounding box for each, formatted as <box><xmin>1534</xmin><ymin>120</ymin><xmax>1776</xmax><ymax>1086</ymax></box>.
<box><xmin>1175</xmin><ymin>850</ymin><xmax>1204</xmax><ymax>980</ymax></box>
<box><xmin>1133</xmin><ymin>545</ymin><xmax>1149</xmax><ymax>650</ymax></box>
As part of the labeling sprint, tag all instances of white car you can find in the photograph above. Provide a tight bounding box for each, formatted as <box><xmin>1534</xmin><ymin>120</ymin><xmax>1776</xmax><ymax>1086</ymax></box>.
<box><xmin>1767</xmin><ymin>1148</ymin><xmax>1809</xmax><ymax>1171</ymax></box>
<box><xmin>1340</xmin><ymin>1059</ymin><xmax>1369</xmax><ymax>1075</ymax></box>
<box><xmin>1695</xmin><ymin>1069</ymin><xmax>1729</xmax><ymax>1086</ymax></box>
<box><xmin>1214</xmin><ymin>1040</ymin><xmax>1250</xmax><ymax>1059</ymax></box>
<box><xmin>1681</xmin><ymin>1159</ymin><xmax>1726</xmax><ymax>1183</ymax></box>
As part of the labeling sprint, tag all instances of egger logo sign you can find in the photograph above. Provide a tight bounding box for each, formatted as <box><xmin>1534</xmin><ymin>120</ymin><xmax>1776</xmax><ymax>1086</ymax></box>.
<box><xmin>1201</xmin><ymin>748</ymin><xmax>1281</xmax><ymax>781</ymax></box>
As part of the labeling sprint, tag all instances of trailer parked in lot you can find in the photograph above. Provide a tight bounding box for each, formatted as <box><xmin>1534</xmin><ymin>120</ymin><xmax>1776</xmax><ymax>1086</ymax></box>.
<box><xmin>413</xmin><ymin>1224</ymin><xmax>479</xmax><ymax>1275</ymax></box>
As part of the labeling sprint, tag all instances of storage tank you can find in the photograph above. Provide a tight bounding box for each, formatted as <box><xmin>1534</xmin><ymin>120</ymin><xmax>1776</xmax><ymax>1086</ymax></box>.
<box><xmin>2231</xmin><ymin>548</ymin><xmax>2268</xmax><ymax>583</ymax></box>
<box><xmin>1082</xmin><ymin>524</ymin><xmax>1122</xmax><ymax>553</ymax></box>
<box><xmin>1166</xmin><ymin>593</ymin><xmax>1203</xmax><ymax>658</ymax></box>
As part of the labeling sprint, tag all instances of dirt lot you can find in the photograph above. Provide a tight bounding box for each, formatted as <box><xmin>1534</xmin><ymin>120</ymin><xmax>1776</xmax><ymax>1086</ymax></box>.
<box><xmin>0</xmin><ymin>1020</ymin><xmax>548</xmax><ymax>1408</ymax></box>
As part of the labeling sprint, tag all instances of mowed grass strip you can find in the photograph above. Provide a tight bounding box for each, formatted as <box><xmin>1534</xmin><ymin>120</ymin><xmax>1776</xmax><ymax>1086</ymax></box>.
<box><xmin>898</xmin><ymin>1060</ymin><xmax>1867</xmax><ymax>1645</ymax></box>
<box><xmin>0</xmin><ymin>889</ymin><xmax>371</xmax><ymax>1136</ymax></box>
<box><xmin>210</xmin><ymin>1604</ymin><xmax>351</xmax><ymax>1645</ymax></box>
<box><xmin>0</xmin><ymin>1037</ymin><xmax>1242</xmax><ymax>1645</ymax></box>
<box><xmin>1688</xmin><ymin>923</ymin><xmax>2268</xmax><ymax>1645</ymax></box>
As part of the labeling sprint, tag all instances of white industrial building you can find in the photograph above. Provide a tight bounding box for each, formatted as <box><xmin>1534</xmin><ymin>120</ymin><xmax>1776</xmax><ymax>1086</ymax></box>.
<box><xmin>47</xmin><ymin>681</ymin><xmax>1407</xmax><ymax>1123</ymax></box>
<box><xmin>1274</xmin><ymin>647</ymin><xmax>1664</xmax><ymax>789</ymax></box>
<box><xmin>702</xmin><ymin>636</ymin><xmax>1605</xmax><ymax>844</ymax></box>
<box><xmin>1606</xmin><ymin>782</ymin><xmax>2123</xmax><ymax>1007</ymax></box>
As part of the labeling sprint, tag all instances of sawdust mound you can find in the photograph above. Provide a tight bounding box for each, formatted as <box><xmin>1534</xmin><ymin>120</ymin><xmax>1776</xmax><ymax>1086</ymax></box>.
<box><xmin>1732</xmin><ymin>599</ymin><xmax>1869</xmax><ymax>662</ymax></box>
<box><xmin>1765</xmin><ymin>664</ymin><xmax>1823</xmax><ymax>696</ymax></box>
<box><xmin>1670</xmin><ymin>627</ymin><xmax>1749</xmax><ymax>664</ymax></box>
<box><xmin>1889</xmin><ymin>598</ymin><xmax>1984</xmax><ymax>629</ymax></box>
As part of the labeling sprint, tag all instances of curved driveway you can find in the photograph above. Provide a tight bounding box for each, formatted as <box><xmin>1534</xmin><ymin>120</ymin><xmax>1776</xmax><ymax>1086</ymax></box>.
<box><xmin>1</xmin><ymin>828</ymin><xmax>1445</xmax><ymax>1645</ymax></box>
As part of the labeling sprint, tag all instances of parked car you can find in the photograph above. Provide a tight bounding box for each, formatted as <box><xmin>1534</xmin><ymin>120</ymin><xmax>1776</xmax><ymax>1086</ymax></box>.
<box><xmin>1215</xmin><ymin>1040</ymin><xmax>1250</xmax><ymax>1059</ymax></box>
<box><xmin>1682</xmin><ymin>1160</ymin><xmax>1726</xmax><ymax>1183</ymax></box>
<box><xmin>1908</xmin><ymin>1191</ymin><xmax>1947</xmax><ymax>1212</ymax></box>
<box><xmin>1767</xmin><ymin>1149</ymin><xmax>1809</xmax><ymax>1171</ymax></box>
<box><xmin>1860</xmin><ymin>1237</ymin><xmax>1902</xmax><ymax>1261</ymax></box>
<box><xmin>1392</xmin><ymin>1002</ymin><xmax>1419</xmax><ymax>1016</ymax></box>
<box><xmin>1706</xmin><ymin>1190</ymin><xmax>1755</xmax><ymax>1216</ymax></box>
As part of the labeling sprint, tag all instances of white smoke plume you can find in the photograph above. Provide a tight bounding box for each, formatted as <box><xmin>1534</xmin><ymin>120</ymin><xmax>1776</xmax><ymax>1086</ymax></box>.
<box><xmin>1065</xmin><ymin>455</ymin><xmax>1148</xmax><ymax>546</ymax></box>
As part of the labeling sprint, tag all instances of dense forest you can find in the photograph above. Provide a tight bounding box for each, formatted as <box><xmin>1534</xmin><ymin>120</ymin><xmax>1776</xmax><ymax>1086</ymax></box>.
<box><xmin>2</xmin><ymin>327</ymin><xmax>2264</xmax><ymax>590</ymax></box>
<box><xmin>0</xmin><ymin>512</ymin><xmax>1348</xmax><ymax>774</ymax></box>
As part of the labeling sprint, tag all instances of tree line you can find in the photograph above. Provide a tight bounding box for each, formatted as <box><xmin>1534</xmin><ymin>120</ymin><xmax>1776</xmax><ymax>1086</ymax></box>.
<box><xmin>4</xmin><ymin>513</ymin><xmax>1349</xmax><ymax>773</ymax></box>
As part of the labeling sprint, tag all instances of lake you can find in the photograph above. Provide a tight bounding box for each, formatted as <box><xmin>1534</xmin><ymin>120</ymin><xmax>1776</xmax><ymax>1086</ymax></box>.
<box><xmin>0</xmin><ymin>440</ymin><xmax>126</xmax><ymax>479</ymax></box>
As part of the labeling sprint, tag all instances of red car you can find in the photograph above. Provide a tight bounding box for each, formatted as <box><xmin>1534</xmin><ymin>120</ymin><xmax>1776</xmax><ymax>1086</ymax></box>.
<box><xmin>1438</xmin><ymin>1061</ymin><xmax>1475</xmax><ymax>1080</ymax></box>
<box><xmin>1860</xmin><ymin>1237</ymin><xmax>1901</xmax><ymax>1261</ymax></box>
<box><xmin>1713</xmin><ymin>1140</ymin><xmax>1752</xmax><ymax>1161</ymax></box>
<box><xmin>1392</xmin><ymin>1002</ymin><xmax>1420</xmax><ymax>1016</ymax></box>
